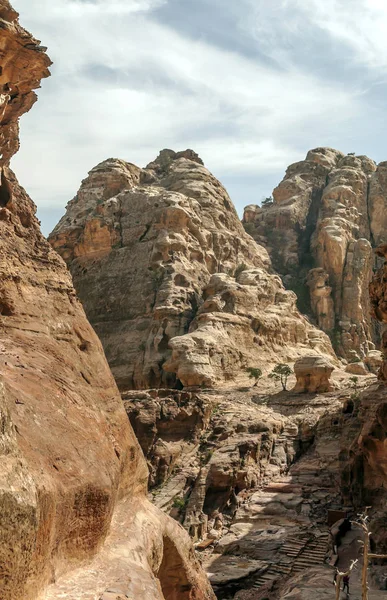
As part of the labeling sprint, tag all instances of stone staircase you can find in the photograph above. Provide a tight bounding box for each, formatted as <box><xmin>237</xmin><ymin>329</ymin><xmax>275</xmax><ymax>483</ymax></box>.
<box><xmin>252</xmin><ymin>562</ymin><xmax>292</xmax><ymax>589</ymax></box>
<box><xmin>280</xmin><ymin>535</ymin><xmax>310</xmax><ymax>559</ymax></box>
<box><xmin>291</xmin><ymin>534</ymin><xmax>330</xmax><ymax>573</ymax></box>
<box><xmin>250</xmin><ymin>533</ymin><xmax>330</xmax><ymax>590</ymax></box>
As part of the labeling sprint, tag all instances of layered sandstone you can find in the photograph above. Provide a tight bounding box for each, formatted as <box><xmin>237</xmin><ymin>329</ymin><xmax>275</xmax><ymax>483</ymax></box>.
<box><xmin>50</xmin><ymin>151</ymin><xmax>335</xmax><ymax>390</ymax></box>
<box><xmin>0</xmin><ymin>5</ymin><xmax>214</xmax><ymax>600</ymax></box>
<box><xmin>243</xmin><ymin>148</ymin><xmax>387</xmax><ymax>365</ymax></box>
<box><xmin>293</xmin><ymin>355</ymin><xmax>334</xmax><ymax>393</ymax></box>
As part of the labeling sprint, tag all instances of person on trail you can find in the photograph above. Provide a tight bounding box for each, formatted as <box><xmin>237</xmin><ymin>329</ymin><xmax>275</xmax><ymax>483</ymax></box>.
<box><xmin>342</xmin><ymin>574</ymin><xmax>350</xmax><ymax>594</ymax></box>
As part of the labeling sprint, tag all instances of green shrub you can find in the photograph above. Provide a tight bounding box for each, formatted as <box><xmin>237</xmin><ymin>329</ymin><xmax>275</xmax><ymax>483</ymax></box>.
<box><xmin>235</xmin><ymin>262</ymin><xmax>248</xmax><ymax>280</ymax></box>
<box><xmin>246</xmin><ymin>367</ymin><xmax>262</xmax><ymax>387</ymax></box>
<box><xmin>173</xmin><ymin>497</ymin><xmax>187</xmax><ymax>510</ymax></box>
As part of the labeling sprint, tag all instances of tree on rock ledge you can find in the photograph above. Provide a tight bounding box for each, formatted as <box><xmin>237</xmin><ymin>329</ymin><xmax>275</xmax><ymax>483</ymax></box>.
<box><xmin>246</xmin><ymin>367</ymin><xmax>262</xmax><ymax>387</ymax></box>
<box><xmin>269</xmin><ymin>364</ymin><xmax>293</xmax><ymax>391</ymax></box>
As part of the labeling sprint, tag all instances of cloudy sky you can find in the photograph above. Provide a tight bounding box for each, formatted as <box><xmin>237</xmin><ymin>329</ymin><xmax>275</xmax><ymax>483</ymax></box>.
<box><xmin>11</xmin><ymin>0</ymin><xmax>387</xmax><ymax>235</ymax></box>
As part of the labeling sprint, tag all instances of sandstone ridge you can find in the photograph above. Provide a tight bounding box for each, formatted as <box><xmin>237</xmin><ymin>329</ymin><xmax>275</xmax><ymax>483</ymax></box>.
<box><xmin>243</xmin><ymin>147</ymin><xmax>386</xmax><ymax>367</ymax></box>
<box><xmin>50</xmin><ymin>150</ymin><xmax>335</xmax><ymax>390</ymax></box>
<box><xmin>0</xmin><ymin>4</ymin><xmax>214</xmax><ymax>600</ymax></box>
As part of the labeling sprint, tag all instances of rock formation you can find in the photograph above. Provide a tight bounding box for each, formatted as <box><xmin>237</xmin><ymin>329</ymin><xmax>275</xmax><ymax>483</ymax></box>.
<box><xmin>243</xmin><ymin>147</ymin><xmax>387</xmax><ymax>365</ymax></box>
<box><xmin>370</xmin><ymin>243</ymin><xmax>387</xmax><ymax>381</ymax></box>
<box><xmin>293</xmin><ymin>355</ymin><xmax>334</xmax><ymax>393</ymax></box>
<box><xmin>49</xmin><ymin>150</ymin><xmax>335</xmax><ymax>390</ymax></box>
<box><xmin>336</xmin><ymin>249</ymin><xmax>387</xmax><ymax>555</ymax></box>
<box><xmin>0</xmin><ymin>4</ymin><xmax>214</xmax><ymax>600</ymax></box>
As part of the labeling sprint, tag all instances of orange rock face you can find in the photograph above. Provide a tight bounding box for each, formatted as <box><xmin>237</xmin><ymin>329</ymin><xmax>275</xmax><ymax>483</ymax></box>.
<box><xmin>0</xmin><ymin>4</ymin><xmax>215</xmax><ymax>600</ymax></box>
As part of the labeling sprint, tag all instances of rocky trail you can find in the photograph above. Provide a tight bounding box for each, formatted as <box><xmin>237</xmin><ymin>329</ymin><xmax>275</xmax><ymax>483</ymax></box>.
<box><xmin>182</xmin><ymin>379</ymin><xmax>386</xmax><ymax>600</ymax></box>
<box><xmin>202</xmin><ymin>400</ymin><xmax>342</xmax><ymax>598</ymax></box>
<box><xmin>117</xmin><ymin>377</ymin><xmax>386</xmax><ymax>600</ymax></box>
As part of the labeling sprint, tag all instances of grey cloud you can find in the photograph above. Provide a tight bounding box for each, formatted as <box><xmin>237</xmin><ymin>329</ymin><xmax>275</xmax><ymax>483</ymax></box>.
<box><xmin>10</xmin><ymin>0</ymin><xmax>387</xmax><ymax>238</ymax></box>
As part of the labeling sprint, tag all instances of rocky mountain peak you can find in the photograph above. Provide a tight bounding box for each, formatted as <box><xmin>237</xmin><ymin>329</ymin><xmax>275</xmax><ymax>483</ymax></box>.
<box><xmin>50</xmin><ymin>149</ymin><xmax>335</xmax><ymax>391</ymax></box>
<box><xmin>146</xmin><ymin>148</ymin><xmax>204</xmax><ymax>173</ymax></box>
<box><xmin>243</xmin><ymin>147</ymin><xmax>386</xmax><ymax>369</ymax></box>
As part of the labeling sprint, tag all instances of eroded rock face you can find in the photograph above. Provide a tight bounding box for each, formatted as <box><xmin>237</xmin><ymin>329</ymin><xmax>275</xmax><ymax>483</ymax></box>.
<box><xmin>0</xmin><ymin>5</ymin><xmax>215</xmax><ymax>600</ymax></box>
<box><xmin>0</xmin><ymin>2</ymin><xmax>51</xmax><ymax>167</ymax></box>
<box><xmin>124</xmin><ymin>389</ymin><xmax>213</xmax><ymax>488</ymax></box>
<box><xmin>293</xmin><ymin>355</ymin><xmax>334</xmax><ymax>393</ymax></box>
<box><xmin>341</xmin><ymin>384</ymin><xmax>387</xmax><ymax>553</ymax></box>
<box><xmin>243</xmin><ymin>147</ymin><xmax>386</xmax><ymax>364</ymax></box>
<box><xmin>50</xmin><ymin>151</ymin><xmax>335</xmax><ymax>390</ymax></box>
<box><xmin>370</xmin><ymin>244</ymin><xmax>387</xmax><ymax>381</ymax></box>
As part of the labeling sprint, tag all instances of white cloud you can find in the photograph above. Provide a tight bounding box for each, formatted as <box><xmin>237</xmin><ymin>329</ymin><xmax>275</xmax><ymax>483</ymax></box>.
<box><xmin>247</xmin><ymin>0</ymin><xmax>387</xmax><ymax>73</ymax></box>
<box><xmin>16</xmin><ymin>0</ymin><xmax>165</xmax><ymax>18</ymax></box>
<box><xmin>9</xmin><ymin>0</ymin><xmax>380</xmax><ymax>235</ymax></box>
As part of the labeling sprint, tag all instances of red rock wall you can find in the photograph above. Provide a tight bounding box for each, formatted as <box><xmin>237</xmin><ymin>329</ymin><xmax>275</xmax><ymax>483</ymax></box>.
<box><xmin>0</xmin><ymin>4</ymin><xmax>215</xmax><ymax>599</ymax></box>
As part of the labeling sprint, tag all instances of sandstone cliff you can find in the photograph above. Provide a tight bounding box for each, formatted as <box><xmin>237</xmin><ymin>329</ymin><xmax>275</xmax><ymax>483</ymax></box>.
<box><xmin>50</xmin><ymin>151</ymin><xmax>335</xmax><ymax>390</ymax></box>
<box><xmin>243</xmin><ymin>148</ymin><xmax>386</xmax><ymax>366</ymax></box>
<box><xmin>0</xmin><ymin>4</ymin><xmax>214</xmax><ymax>599</ymax></box>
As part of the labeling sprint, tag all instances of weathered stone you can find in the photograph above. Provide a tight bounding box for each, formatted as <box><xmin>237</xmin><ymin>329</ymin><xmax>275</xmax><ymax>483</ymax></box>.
<box><xmin>293</xmin><ymin>355</ymin><xmax>335</xmax><ymax>393</ymax></box>
<box><xmin>0</xmin><ymin>4</ymin><xmax>215</xmax><ymax>600</ymax></box>
<box><xmin>364</xmin><ymin>349</ymin><xmax>383</xmax><ymax>375</ymax></box>
<box><xmin>243</xmin><ymin>147</ymin><xmax>382</xmax><ymax>363</ymax></box>
<box><xmin>123</xmin><ymin>389</ymin><xmax>213</xmax><ymax>487</ymax></box>
<box><xmin>345</xmin><ymin>361</ymin><xmax>368</xmax><ymax>375</ymax></box>
<box><xmin>50</xmin><ymin>151</ymin><xmax>335</xmax><ymax>390</ymax></box>
<box><xmin>370</xmin><ymin>244</ymin><xmax>387</xmax><ymax>381</ymax></box>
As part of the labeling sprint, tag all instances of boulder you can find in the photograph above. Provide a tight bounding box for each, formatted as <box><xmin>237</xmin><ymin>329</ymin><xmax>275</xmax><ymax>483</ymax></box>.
<box><xmin>364</xmin><ymin>350</ymin><xmax>383</xmax><ymax>375</ymax></box>
<box><xmin>345</xmin><ymin>361</ymin><xmax>368</xmax><ymax>375</ymax></box>
<box><xmin>294</xmin><ymin>355</ymin><xmax>335</xmax><ymax>393</ymax></box>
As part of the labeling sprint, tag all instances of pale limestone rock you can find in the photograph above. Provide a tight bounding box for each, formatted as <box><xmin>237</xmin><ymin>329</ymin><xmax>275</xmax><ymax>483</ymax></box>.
<box><xmin>306</xmin><ymin>268</ymin><xmax>335</xmax><ymax>331</ymax></box>
<box><xmin>293</xmin><ymin>355</ymin><xmax>334</xmax><ymax>393</ymax></box>
<box><xmin>369</xmin><ymin>161</ymin><xmax>387</xmax><ymax>246</ymax></box>
<box><xmin>364</xmin><ymin>350</ymin><xmax>383</xmax><ymax>375</ymax></box>
<box><xmin>345</xmin><ymin>361</ymin><xmax>368</xmax><ymax>375</ymax></box>
<box><xmin>50</xmin><ymin>151</ymin><xmax>335</xmax><ymax>390</ymax></box>
<box><xmin>243</xmin><ymin>147</ymin><xmax>380</xmax><ymax>363</ymax></box>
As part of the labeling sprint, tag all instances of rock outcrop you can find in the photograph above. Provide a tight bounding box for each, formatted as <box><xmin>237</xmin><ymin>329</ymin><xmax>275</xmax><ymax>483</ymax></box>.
<box><xmin>0</xmin><ymin>4</ymin><xmax>214</xmax><ymax>600</ymax></box>
<box><xmin>49</xmin><ymin>150</ymin><xmax>335</xmax><ymax>390</ymax></box>
<box><xmin>293</xmin><ymin>355</ymin><xmax>334</xmax><ymax>393</ymax></box>
<box><xmin>243</xmin><ymin>147</ymin><xmax>387</xmax><ymax>365</ymax></box>
<box><xmin>370</xmin><ymin>243</ymin><xmax>387</xmax><ymax>381</ymax></box>
<box><xmin>336</xmin><ymin>250</ymin><xmax>387</xmax><ymax>554</ymax></box>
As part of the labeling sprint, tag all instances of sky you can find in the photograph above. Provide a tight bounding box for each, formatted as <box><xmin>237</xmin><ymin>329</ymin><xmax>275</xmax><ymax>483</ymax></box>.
<box><xmin>11</xmin><ymin>0</ymin><xmax>387</xmax><ymax>236</ymax></box>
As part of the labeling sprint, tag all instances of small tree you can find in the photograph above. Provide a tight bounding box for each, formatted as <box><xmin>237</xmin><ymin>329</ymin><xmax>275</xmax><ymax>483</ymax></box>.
<box><xmin>349</xmin><ymin>376</ymin><xmax>360</xmax><ymax>401</ymax></box>
<box><xmin>261</xmin><ymin>195</ymin><xmax>273</xmax><ymax>207</ymax></box>
<box><xmin>246</xmin><ymin>367</ymin><xmax>262</xmax><ymax>387</ymax></box>
<box><xmin>269</xmin><ymin>364</ymin><xmax>293</xmax><ymax>391</ymax></box>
